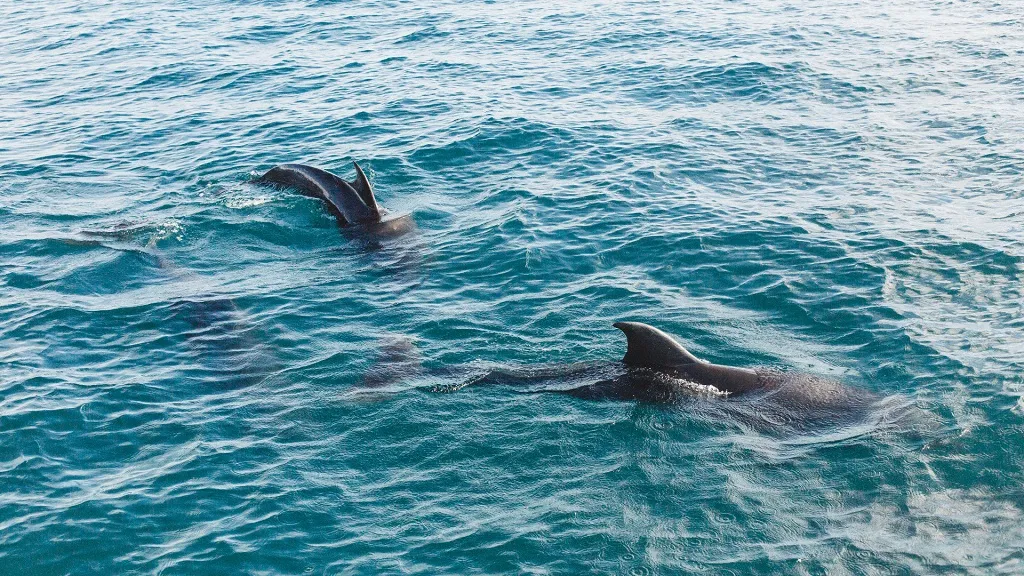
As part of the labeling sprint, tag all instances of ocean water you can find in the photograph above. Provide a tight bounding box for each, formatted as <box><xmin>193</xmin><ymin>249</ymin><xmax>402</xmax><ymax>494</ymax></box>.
<box><xmin>2</xmin><ymin>0</ymin><xmax>1023</xmax><ymax>573</ymax></box>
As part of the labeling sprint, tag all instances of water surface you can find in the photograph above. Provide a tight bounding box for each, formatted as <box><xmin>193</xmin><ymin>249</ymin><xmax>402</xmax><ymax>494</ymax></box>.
<box><xmin>2</xmin><ymin>1</ymin><xmax>1023</xmax><ymax>573</ymax></box>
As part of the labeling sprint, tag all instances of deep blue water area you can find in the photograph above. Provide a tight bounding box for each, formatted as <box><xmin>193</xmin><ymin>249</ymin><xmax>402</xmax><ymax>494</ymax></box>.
<box><xmin>2</xmin><ymin>1</ymin><xmax>1023</xmax><ymax>574</ymax></box>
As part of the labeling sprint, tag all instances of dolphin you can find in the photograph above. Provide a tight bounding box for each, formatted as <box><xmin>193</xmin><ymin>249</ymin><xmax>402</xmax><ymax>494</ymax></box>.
<box><xmin>254</xmin><ymin>162</ymin><xmax>414</xmax><ymax>236</ymax></box>
<box><xmin>72</xmin><ymin>222</ymin><xmax>280</xmax><ymax>389</ymax></box>
<box><xmin>428</xmin><ymin>321</ymin><xmax>886</xmax><ymax>428</ymax></box>
<box><xmin>595</xmin><ymin>322</ymin><xmax>877</xmax><ymax>412</ymax></box>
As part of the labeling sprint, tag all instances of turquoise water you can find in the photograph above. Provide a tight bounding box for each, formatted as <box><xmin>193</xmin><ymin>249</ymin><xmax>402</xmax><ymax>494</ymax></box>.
<box><xmin>2</xmin><ymin>1</ymin><xmax>1023</xmax><ymax>573</ymax></box>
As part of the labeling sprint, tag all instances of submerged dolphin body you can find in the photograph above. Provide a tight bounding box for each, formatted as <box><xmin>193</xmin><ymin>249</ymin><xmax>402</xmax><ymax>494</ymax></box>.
<box><xmin>255</xmin><ymin>162</ymin><xmax>414</xmax><ymax>236</ymax></box>
<box><xmin>72</xmin><ymin>222</ymin><xmax>279</xmax><ymax>389</ymax></box>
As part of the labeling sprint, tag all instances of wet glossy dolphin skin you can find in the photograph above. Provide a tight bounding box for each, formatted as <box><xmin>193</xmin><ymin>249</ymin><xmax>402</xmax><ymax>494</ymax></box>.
<box><xmin>606</xmin><ymin>321</ymin><xmax>878</xmax><ymax>412</ymax></box>
<box><xmin>255</xmin><ymin>162</ymin><xmax>415</xmax><ymax>236</ymax></box>
<box><xmin>449</xmin><ymin>322</ymin><xmax>881</xmax><ymax>422</ymax></box>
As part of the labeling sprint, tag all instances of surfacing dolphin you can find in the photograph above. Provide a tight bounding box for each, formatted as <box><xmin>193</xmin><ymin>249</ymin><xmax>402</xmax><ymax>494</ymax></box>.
<box><xmin>255</xmin><ymin>162</ymin><xmax>414</xmax><ymax>236</ymax></box>
<box><xmin>602</xmin><ymin>322</ymin><xmax>875</xmax><ymax>411</ymax></box>
<box><xmin>443</xmin><ymin>321</ymin><xmax>886</xmax><ymax>427</ymax></box>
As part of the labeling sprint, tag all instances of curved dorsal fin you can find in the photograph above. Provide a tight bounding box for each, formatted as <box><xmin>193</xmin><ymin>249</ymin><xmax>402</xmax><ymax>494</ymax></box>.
<box><xmin>613</xmin><ymin>321</ymin><xmax>701</xmax><ymax>368</ymax></box>
<box><xmin>350</xmin><ymin>162</ymin><xmax>380</xmax><ymax>215</ymax></box>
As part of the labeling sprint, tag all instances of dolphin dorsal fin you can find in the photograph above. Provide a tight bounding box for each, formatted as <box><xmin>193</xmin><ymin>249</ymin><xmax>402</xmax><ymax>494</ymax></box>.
<box><xmin>613</xmin><ymin>321</ymin><xmax>701</xmax><ymax>368</ymax></box>
<box><xmin>350</xmin><ymin>162</ymin><xmax>380</xmax><ymax>214</ymax></box>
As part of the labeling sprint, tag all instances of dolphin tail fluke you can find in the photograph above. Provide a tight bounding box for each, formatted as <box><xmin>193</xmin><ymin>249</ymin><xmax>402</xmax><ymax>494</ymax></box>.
<box><xmin>613</xmin><ymin>321</ymin><xmax>701</xmax><ymax>368</ymax></box>
<box><xmin>350</xmin><ymin>162</ymin><xmax>380</xmax><ymax>217</ymax></box>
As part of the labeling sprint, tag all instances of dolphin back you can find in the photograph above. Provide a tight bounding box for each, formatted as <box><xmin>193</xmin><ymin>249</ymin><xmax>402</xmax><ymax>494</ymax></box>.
<box><xmin>613</xmin><ymin>321</ymin><xmax>701</xmax><ymax>368</ymax></box>
<box><xmin>256</xmin><ymin>162</ymin><xmax>381</xmax><ymax>225</ymax></box>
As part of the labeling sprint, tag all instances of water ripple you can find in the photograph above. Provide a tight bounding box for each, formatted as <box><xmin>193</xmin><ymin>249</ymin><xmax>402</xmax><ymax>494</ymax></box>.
<box><xmin>2</xmin><ymin>0</ymin><xmax>1023</xmax><ymax>573</ymax></box>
